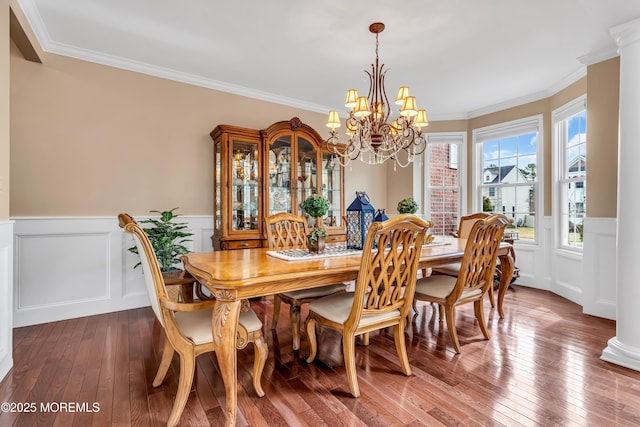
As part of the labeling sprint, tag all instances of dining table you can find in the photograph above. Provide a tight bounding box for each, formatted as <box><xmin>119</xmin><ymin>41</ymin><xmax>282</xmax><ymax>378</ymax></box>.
<box><xmin>181</xmin><ymin>237</ymin><xmax>515</xmax><ymax>427</ymax></box>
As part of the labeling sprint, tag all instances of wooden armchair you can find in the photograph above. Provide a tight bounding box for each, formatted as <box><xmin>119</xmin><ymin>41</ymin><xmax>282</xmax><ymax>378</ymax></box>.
<box><xmin>305</xmin><ymin>215</ymin><xmax>432</xmax><ymax>397</ymax></box>
<box><xmin>413</xmin><ymin>214</ymin><xmax>509</xmax><ymax>353</ymax></box>
<box><xmin>265</xmin><ymin>212</ymin><xmax>347</xmax><ymax>350</ymax></box>
<box><xmin>119</xmin><ymin>213</ymin><xmax>267</xmax><ymax>427</ymax></box>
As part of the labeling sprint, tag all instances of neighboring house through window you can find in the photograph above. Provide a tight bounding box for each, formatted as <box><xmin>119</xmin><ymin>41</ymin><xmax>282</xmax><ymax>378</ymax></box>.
<box><xmin>473</xmin><ymin>115</ymin><xmax>542</xmax><ymax>242</ymax></box>
<box><xmin>553</xmin><ymin>95</ymin><xmax>586</xmax><ymax>249</ymax></box>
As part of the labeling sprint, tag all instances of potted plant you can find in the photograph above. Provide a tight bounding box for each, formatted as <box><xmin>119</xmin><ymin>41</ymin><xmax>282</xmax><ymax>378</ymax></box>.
<box><xmin>128</xmin><ymin>208</ymin><xmax>193</xmax><ymax>272</ymax></box>
<box><xmin>302</xmin><ymin>194</ymin><xmax>330</xmax><ymax>253</ymax></box>
<box><xmin>397</xmin><ymin>197</ymin><xmax>419</xmax><ymax>214</ymax></box>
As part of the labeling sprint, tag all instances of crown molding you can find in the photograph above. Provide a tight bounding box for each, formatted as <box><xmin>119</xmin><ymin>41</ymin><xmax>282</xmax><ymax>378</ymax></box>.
<box><xmin>545</xmin><ymin>66</ymin><xmax>587</xmax><ymax>96</ymax></box>
<box><xmin>12</xmin><ymin>0</ymin><xmax>595</xmax><ymax>122</ymax></box>
<box><xmin>578</xmin><ymin>46</ymin><xmax>619</xmax><ymax>66</ymax></box>
<box><xmin>424</xmin><ymin>112</ymin><xmax>470</xmax><ymax>121</ymax></box>
<box><xmin>610</xmin><ymin>17</ymin><xmax>640</xmax><ymax>49</ymax></box>
<box><xmin>468</xmin><ymin>66</ymin><xmax>586</xmax><ymax>119</ymax></box>
<box><xmin>45</xmin><ymin>41</ymin><xmax>333</xmax><ymax>115</ymax></box>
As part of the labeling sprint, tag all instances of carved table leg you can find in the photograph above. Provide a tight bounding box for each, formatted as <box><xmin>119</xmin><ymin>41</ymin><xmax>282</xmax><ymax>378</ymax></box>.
<box><xmin>212</xmin><ymin>292</ymin><xmax>241</xmax><ymax>427</ymax></box>
<box><xmin>497</xmin><ymin>252</ymin><xmax>515</xmax><ymax>319</ymax></box>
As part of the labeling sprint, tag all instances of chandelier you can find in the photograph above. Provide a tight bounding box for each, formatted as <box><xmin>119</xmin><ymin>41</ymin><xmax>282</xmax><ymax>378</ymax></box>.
<box><xmin>326</xmin><ymin>22</ymin><xmax>428</xmax><ymax>169</ymax></box>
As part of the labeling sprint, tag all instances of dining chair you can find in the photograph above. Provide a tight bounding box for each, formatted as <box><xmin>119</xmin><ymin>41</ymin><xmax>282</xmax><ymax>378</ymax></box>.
<box><xmin>265</xmin><ymin>212</ymin><xmax>347</xmax><ymax>350</ymax></box>
<box><xmin>428</xmin><ymin>212</ymin><xmax>496</xmax><ymax>306</ymax></box>
<box><xmin>119</xmin><ymin>213</ymin><xmax>267</xmax><ymax>427</ymax></box>
<box><xmin>305</xmin><ymin>215</ymin><xmax>432</xmax><ymax>397</ymax></box>
<box><xmin>413</xmin><ymin>213</ymin><xmax>509</xmax><ymax>354</ymax></box>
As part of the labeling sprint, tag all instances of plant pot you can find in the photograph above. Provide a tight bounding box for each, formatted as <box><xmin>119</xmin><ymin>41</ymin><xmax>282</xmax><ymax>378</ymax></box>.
<box><xmin>308</xmin><ymin>235</ymin><xmax>326</xmax><ymax>254</ymax></box>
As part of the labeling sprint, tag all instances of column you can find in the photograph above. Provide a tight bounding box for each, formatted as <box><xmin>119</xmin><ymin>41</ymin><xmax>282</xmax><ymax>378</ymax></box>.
<box><xmin>602</xmin><ymin>17</ymin><xmax>640</xmax><ymax>371</ymax></box>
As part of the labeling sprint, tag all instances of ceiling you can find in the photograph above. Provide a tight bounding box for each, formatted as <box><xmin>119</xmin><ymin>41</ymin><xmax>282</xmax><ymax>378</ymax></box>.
<box><xmin>16</xmin><ymin>0</ymin><xmax>640</xmax><ymax>120</ymax></box>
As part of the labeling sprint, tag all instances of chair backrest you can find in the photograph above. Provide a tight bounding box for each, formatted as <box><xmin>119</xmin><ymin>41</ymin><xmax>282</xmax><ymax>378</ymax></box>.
<box><xmin>449</xmin><ymin>214</ymin><xmax>509</xmax><ymax>301</ymax></box>
<box><xmin>119</xmin><ymin>213</ymin><xmax>168</xmax><ymax>326</ymax></box>
<box><xmin>456</xmin><ymin>212</ymin><xmax>490</xmax><ymax>238</ymax></box>
<box><xmin>348</xmin><ymin>215</ymin><xmax>432</xmax><ymax>329</ymax></box>
<box><xmin>265</xmin><ymin>212</ymin><xmax>309</xmax><ymax>250</ymax></box>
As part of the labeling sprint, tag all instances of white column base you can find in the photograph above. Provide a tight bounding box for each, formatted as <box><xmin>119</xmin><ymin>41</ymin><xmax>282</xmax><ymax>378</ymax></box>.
<box><xmin>601</xmin><ymin>337</ymin><xmax>640</xmax><ymax>371</ymax></box>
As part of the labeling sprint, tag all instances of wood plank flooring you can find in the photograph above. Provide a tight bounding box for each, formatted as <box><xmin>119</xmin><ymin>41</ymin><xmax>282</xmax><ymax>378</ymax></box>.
<box><xmin>2</xmin><ymin>285</ymin><xmax>640</xmax><ymax>426</ymax></box>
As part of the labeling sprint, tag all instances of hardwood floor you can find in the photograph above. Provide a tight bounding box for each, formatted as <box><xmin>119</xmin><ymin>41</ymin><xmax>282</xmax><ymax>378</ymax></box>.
<box><xmin>2</xmin><ymin>285</ymin><xmax>640</xmax><ymax>426</ymax></box>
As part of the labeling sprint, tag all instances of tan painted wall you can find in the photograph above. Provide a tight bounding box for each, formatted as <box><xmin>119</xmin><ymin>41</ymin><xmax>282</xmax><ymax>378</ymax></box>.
<box><xmin>10</xmin><ymin>44</ymin><xmax>383</xmax><ymax>216</ymax></box>
<box><xmin>8</xmin><ymin>21</ymin><xmax>618</xmax><ymax>221</ymax></box>
<box><xmin>584</xmin><ymin>57</ymin><xmax>619</xmax><ymax>218</ymax></box>
<box><xmin>1</xmin><ymin>0</ymin><xmax>9</xmax><ymax>220</ymax></box>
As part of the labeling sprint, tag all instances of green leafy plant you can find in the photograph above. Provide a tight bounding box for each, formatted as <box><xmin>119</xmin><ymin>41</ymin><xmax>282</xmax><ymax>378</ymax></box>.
<box><xmin>397</xmin><ymin>197</ymin><xmax>418</xmax><ymax>214</ymax></box>
<box><xmin>302</xmin><ymin>194</ymin><xmax>330</xmax><ymax>248</ymax></box>
<box><xmin>482</xmin><ymin>195</ymin><xmax>494</xmax><ymax>212</ymax></box>
<box><xmin>128</xmin><ymin>208</ymin><xmax>193</xmax><ymax>272</ymax></box>
<box><xmin>302</xmin><ymin>194</ymin><xmax>330</xmax><ymax>218</ymax></box>
<box><xmin>307</xmin><ymin>227</ymin><xmax>328</xmax><ymax>244</ymax></box>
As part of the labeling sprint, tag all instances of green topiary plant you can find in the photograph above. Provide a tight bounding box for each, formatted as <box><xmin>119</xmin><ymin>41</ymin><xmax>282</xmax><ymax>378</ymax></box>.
<box><xmin>397</xmin><ymin>197</ymin><xmax>418</xmax><ymax>214</ymax></box>
<box><xmin>302</xmin><ymin>193</ymin><xmax>330</xmax><ymax>218</ymax></box>
<box><xmin>302</xmin><ymin>194</ymin><xmax>330</xmax><ymax>252</ymax></box>
<box><xmin>128</xmin><ymin>208</ymin><xmax>193</xmax><ymax>272</ymax></box>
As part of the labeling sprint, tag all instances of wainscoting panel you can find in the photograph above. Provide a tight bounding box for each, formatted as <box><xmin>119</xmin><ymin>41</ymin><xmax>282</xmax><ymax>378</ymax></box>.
<box><xmin>582</xmin><ymin>217</ymin><xmax>617</xmax><ymax>320</ymax></box>
<box><xmin>551</xmin><ymin>249</ymin><xmax>583</xmax><ymax>305</ymax></box>
<box><xmin>10</xmin><ymin>215</ymin><xmax>615</xmax><ymax>327</ymax></box>
<box><xmin>16</xmin><ymin>233</ymin><xmax>110</xmax><ymax>307</ymax></box>
<box><xmin>0</xmin><ymin>220</ymin><xmax>14</xmax><ymax>381</ymax></box>
<box><xmin>13</xmin><ymin>216</ymin><xmax>214</xmax><ymax>327</ymax></box>
<box><xmin>509</xmin><ymin>216</ymin><xmax>551</xmax><ymax>291</ymax></box>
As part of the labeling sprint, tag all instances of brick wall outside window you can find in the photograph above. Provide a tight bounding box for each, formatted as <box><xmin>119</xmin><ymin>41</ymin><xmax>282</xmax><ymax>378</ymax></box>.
<box><xmin>428</xmin><ymin>144</ymin><xmax>460</xmax><ymax>237</ymax></box>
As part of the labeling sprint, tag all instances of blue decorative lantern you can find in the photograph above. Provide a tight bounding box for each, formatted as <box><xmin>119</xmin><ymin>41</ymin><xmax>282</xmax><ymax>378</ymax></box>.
<box><xmin>346</xmin><ymin>192</ymin><xmax>376</xmax><ymax>249</ymax></box>
<box><xmin>373</xmin><ymin>209</ymin><xmax>390</xmax><ymax>248</ymax></box>
<box><xmin>374</xmin><ymin>209</ymin><xmax>389</xmax><ymax>223</ymax></box>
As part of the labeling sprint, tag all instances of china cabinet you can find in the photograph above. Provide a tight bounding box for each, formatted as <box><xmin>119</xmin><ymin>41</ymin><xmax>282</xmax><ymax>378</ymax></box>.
<box><xmin>211</xmin><ymin>117</ymin><xmax>345</xmax><ymax>250</ymax></box>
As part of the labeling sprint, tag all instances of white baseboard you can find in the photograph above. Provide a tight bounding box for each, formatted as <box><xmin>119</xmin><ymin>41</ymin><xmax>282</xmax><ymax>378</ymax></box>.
<box><xmin>0</xmin><ymin>220</ymin><xmax>14</xmax><ymax>381</ymax></box>
<box><xmin>12</xmin><ymin>215</ymin><xmax>213</xmax><ymax>327</ymax></box>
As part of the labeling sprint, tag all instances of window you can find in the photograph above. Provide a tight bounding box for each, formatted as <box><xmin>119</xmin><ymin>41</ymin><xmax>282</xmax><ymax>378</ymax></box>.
<box><xmin>473</xmin><ymin>116</ymin><xmax>542</xmax><ymax>242</ymax></box>
<box><xmin>424</xmin><ymin>133</ymin><xmax>465</xmax><ymax>238</ymax></box>
<box><xmin>553</xmin><ymin>96</ymin><xmax>586</xmax><ymax>249</ymax></box>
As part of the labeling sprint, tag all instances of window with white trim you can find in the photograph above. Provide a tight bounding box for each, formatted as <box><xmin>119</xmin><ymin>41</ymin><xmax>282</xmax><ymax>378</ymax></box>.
<box><xmin>474</xmin><ymin>116</ymin><xmax>542</xmax><ymax>242</ymax></box>
<box><xmin>553</xmin><ymin>96</ymin><xmax>586</xmax><ymax>250</ymax></box>
<box><xmin>424</xmin><ymin>133</ymin><xmax>464</xmax><ymax>237</ymax></box>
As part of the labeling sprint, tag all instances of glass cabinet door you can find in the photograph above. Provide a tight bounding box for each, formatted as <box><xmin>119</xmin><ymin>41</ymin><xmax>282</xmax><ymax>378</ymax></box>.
<box><xmin>268</xmin><ymin>136</ymin><xmax>292</xmax><ymax>215</ymax></box>
<box><xmin>322</xmin><ymin>153</ymin><xmax>342</xmax><ymax>228</ymax></box>
<box><xmin>230</xmin><ymin>139</ymin><xmax>260</xmax><ymax>231</ymax></box>
<box><xmin>297</xmin><ymin>136</ymin><xmax>318</xmax><ymax>228</ymax></box>
<box><xmin>214</xmin><ymin>140</ymin><xmax>222</xmax><ymax>232</ymax></box>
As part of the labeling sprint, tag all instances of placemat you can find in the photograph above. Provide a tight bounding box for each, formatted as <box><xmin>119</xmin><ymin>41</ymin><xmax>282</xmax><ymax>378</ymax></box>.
<box><xmin>266</xmin><ymin>241</ymin><xmax>450</xmax><ymax>261</ymax></box>
<box><xmin>267</xmin><ymin>245</ymin><xmax>362</xmax><ymax>261</ymax></box>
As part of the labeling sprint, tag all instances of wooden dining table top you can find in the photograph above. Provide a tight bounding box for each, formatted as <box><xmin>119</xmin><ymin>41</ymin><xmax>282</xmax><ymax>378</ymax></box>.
<box><xmin>181</xmin><ymin>238</ymin><xmax>498</xmax><ymax>299</ymax></box>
